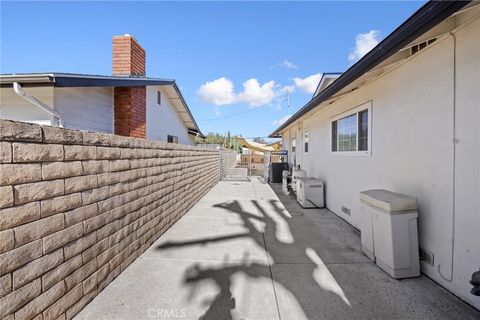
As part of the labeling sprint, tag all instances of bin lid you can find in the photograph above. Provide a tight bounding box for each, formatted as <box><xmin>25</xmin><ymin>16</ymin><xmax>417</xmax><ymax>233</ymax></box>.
<box><xmin>296</xmin><ymin>177</ymin><xmax>322</xmax><ymax>183</ymax></box>
<box><xmin>360</xmin><ymin>189</ymin><xmax>417</xmax><ymax>212</ymax></box>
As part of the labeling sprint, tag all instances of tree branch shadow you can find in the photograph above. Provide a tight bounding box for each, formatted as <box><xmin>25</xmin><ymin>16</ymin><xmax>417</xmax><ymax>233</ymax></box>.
<box><xmin>155</xmin><ymin>187</ymin><xmax>353</xmax><ymax>319</ymax></box>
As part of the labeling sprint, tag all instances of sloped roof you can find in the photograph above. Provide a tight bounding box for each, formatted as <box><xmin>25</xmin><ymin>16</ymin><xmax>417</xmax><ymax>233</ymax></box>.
<box><xmin>270</xmin><ymin>0</ymin><xmax>471</xmax><ymax>137</ymax></box>
<box><xmin>0</xmin><ymin>72</ymin><xmax>203</xmax><ymax>137</ymax></box>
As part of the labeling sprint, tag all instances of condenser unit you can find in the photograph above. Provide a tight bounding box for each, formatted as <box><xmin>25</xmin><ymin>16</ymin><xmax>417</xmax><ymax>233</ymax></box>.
<box><xmin>291</xmin><ymin>169</ymin><xmax>307</xmax><ymax>193</ymax></box>
<box><xmin>296</xmin><ymin>177</ymin><xmax>325</xmax><ymax>208</ymax></box>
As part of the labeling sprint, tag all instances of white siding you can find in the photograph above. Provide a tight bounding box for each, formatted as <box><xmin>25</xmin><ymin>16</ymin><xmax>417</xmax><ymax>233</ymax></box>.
<box><xmin>53</xmin><ymin>87</ymin><xmax>114</xmax><ymax>133</ymax></box>
<box><xmin>281</xmin><ymin>18</ymin><xmax>479</xmax><ymax>308</ymax></box>
<box><xmin>146</xmin><ymin>86</ymin><xmax>194</xmax><ymax>145</ymax></box>
<box><xmin>0</xmin><ymin>86</ymin><xmax>113</xmax><ymax>132</ymax></box>
<box><xmin>0</xmin><ymin>86</ymin><xmax>54</xmax><ymax>125</ymax></box>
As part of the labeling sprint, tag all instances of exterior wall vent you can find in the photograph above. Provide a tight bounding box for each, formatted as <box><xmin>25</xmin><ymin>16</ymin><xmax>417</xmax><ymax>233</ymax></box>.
<box><xmin>341</xmin><ymin>206</ymin><xmax>351</xmax><ymax>215</ymax></box>
<box><xmin>410</xmin><ymin>38</ymin><xmax>436</xmax><ymax>55</ymax></box>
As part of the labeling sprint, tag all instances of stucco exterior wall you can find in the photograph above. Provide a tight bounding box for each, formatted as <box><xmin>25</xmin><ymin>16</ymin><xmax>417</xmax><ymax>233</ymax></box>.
<box><xmin>146</xmin><ymin>86</ymin><xmax>195</xmax><ymax>145</ymax></box>
<box><xmin>280</xmin><ymin>18</ymin><xmax>479</xmax><ymax>309</ymax></box>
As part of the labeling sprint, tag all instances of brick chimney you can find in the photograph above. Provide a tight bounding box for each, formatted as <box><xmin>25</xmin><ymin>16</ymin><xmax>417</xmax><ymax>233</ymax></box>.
<box><xmin>112</xmin><ymin>34</ymin><xmax>146</xmax><ymax>138</ymax></box>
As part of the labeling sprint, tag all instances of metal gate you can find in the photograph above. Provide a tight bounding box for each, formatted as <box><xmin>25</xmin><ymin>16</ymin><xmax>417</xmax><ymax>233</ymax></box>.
<box><xmin>222</xmin><ymin>152</ymin><xmax>251</xmax><ymax>182</ymax></box>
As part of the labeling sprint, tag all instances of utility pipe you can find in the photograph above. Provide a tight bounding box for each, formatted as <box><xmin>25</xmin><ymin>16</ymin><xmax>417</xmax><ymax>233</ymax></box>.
<box><xmin>437</xmin><ymin>31</ymin><xmax>457</xmax><ymax>283</ymax></box>
<box><xmin>13</xmin><ymin>82</ymin><xmax>63</xmax><ymax>127</ymax></box>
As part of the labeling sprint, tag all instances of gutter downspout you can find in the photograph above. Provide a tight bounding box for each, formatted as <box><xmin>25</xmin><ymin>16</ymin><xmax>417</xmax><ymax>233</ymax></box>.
<box><xmin>13</xmin><ymin>82</ymin><xmax>63</xmax><ymax>127</ymax></box>
<box><xmin>438</xmin><ymin>31</ymin><xmax>457</xmax><ymax>283</ymax></box>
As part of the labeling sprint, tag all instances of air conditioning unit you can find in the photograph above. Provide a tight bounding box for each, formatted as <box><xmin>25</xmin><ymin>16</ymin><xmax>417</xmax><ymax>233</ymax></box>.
<box><xmin>291</xmin><ymin>169</ymin><xmax>307</xmax><ymax>193</ymax></box>
<box><xmin>282</xmin><ymin>170</ymin><xmax>290</xmax><ymax>194</ymax></box>
<box><xmin>296</xmin><ymin>177</ymin><xmax>325</xmax><ymax>208</ymax></box>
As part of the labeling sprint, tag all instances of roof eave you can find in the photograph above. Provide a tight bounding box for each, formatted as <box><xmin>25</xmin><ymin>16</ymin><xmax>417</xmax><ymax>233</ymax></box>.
<box><xmin>269</xmin><ymin>0</ymin><xmax>470</xmax><ymax>137</ymax></box>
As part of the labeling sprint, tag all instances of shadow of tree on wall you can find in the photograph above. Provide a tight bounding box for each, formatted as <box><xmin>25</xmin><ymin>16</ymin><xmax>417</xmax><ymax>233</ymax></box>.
<box><xmin>155</xmin><ymin>187</ymin><xmax>360</xmax><ymax>320</ymax></box>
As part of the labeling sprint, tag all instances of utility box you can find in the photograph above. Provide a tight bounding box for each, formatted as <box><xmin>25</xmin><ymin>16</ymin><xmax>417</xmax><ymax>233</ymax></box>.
<box><xmin>360</xmin><ymin>189</ymin><xmax>420</xmax><ymax>279</ymax></box>
<box><xmin>282</xmin><ymin>170</ymin><xmax>290</xmax><ymax>195</ymax></box>
<box><xmin>296</xmin><ymin>177</ymin><xmax>325</xmax><ymax>208</ymax></box>
<box><xmin>291</xmin><ymin>169</ymin><xmax>307</xmax><ymax>193</ymax></box>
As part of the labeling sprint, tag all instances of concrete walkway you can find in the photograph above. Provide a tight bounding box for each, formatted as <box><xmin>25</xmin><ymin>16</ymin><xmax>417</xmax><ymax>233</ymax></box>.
<box><xmin>75</xmin><ymin>179</ymin><xmax>479</xmax><ymax>320</ymax></box>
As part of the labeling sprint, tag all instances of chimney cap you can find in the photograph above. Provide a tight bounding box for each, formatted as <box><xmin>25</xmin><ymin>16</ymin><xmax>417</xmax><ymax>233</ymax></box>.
<box><xmin>123</xmin><ymin>33</ymin><xmax>132</xmax><ymax>37</ymax></box>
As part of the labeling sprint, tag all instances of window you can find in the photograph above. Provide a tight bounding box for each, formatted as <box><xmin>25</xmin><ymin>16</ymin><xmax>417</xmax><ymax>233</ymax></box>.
<box><xmin>291</xmin><ymin>136</ymin><xmax>296</xmax><ymax>153</ymax></box>
<box><xmin>331</xmin><ymin>102</ymin><xmax>371</xmax><ymax>155</ymax></box>
<box><xmin>167</xmin><ymin>135</ymin><xmax>178</xmax><ymax>143</ymax></box>
<box><xmin>157</xmin><ymin>91</ymin><xmax>162</xmax><ymax>105</ymax></box>
<box><xmin>304</xmin><ymin>128</ymin><xmax>309</xmax><ymax>153</ymax></box>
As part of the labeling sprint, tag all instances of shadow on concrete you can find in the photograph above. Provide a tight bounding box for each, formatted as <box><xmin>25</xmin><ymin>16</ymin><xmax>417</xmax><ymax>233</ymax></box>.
<box><xmin>156</xmin><ymin>191</ymin><xmax>352</xmax><ymax>319</ymax></box>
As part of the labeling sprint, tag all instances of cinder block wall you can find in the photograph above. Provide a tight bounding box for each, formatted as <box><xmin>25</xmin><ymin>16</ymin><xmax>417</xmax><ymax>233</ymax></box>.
<box><xmin>0</xmin><ymin>120</ymin><xmax>236</xmax><ymax>320</ymax></box>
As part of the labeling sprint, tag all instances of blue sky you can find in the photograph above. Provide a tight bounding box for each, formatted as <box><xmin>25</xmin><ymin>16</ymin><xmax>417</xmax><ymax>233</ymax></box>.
<box><xmin>1</xmin><ymin>1</ymin><xmax>425</xmax><ymax>138</ymax></box>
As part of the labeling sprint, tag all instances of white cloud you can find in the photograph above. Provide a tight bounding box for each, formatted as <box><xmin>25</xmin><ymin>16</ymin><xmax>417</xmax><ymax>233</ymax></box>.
<box><xmin>278</xmin><ymin>60</ymin><xmax>298</xmax><ymax>70</ymax></box>
<box><xmin>214</xmin><ymin>107</ymin><xmax>221</xmax><ymax>116</ymax></box>
<box><xmin>348</xmin><ymin>30</ymin><xmax>380</xmax><ymax>62</ymax></box>
<box><xmin>237</xmin><ymin>79</ymin><xmax>276</xmax><ymax>107</ymax></box>
<box><xmin>293</xmin><ymin>73</ymin><xmax>322</xmax><ymax>94</ymax></box>
<box><xmin>197</xmin><ymin>77</ymin><xmax>236</xmax><ymax>106</ymax></box>
<box><xmin>197</xmin><ymin>77</ymin><xmax>289</xmax><ymax>107</ymax></box>
<box><xmin>272</xmin><ymin>114</ymin><xmax>292</xmax><ymax>126</ymax></box>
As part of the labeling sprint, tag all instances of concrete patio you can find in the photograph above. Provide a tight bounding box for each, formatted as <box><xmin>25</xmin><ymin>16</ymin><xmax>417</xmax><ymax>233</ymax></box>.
<box><xmin>75</xmin><ymin>178</ymin><xmax>479</xmax><ymax>320</ymax></box>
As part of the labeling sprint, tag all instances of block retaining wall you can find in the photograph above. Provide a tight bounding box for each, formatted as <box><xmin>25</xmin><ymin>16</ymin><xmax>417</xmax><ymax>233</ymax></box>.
<box><xmin>0</xmin><ymin>120</ymin><xmax>236</xmax><ymax>320</ymax></box>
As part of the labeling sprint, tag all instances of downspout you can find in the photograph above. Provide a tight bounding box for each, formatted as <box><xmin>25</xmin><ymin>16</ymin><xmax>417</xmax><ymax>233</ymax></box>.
<box><xmin>13</xmin><ymin>82</ymin><xmax>63</xmax><ymax>127</ymax></box>
<box><xmin>438</xmin><ymin>31</ymin><xmax>456</xmax><ymax>282</ymax></box>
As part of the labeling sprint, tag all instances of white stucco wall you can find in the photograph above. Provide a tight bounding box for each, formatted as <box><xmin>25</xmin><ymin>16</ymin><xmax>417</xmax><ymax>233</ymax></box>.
<box><xmin>54</xmin><ymin>87</ymin><xmax>114</xmax><ymax>133</ymax></box>
<box><xmin>281</xmin><ymin>18</ymin><xmax>479</xmax><ymax>309</ymax></box>
<box><xmin>146</xmin><ymin>86</ymin><xmax>195</xmax><ymax>145</ymax></box>
<box><xmin>0</xmin><ymin>86</ymin><xmax>55</xmax><ymax>125</ymax></box>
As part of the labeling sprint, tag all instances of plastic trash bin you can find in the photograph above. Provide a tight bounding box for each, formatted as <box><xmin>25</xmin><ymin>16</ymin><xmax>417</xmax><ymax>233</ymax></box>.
<box><xmin>360</xmin><ymin>189</ymin><xmax>420</xmax><ymax>279</ymax></box>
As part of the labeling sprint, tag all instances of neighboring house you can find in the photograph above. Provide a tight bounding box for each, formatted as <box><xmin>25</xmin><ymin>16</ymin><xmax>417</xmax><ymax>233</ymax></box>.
<box><xmin>0</xmin><ymin>34</ymin><xmax>203</xmax><ymax>145</ymax></box>
<box><xmin>312</xmin><ymin>72</ymin><xmax>342</xmax><ymax>98</ymax></box>
<box><xmin>270</xmin><ymin>1</ymin><xmax>479</xmax><ymax>310</ymax></box>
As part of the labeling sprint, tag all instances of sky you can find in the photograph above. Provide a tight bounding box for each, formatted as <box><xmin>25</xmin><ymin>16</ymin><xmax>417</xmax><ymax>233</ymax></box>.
<box><xmin>1</xmin><ymin>1</ymin><xmax>426</xmax><ymax>139</ymax></box>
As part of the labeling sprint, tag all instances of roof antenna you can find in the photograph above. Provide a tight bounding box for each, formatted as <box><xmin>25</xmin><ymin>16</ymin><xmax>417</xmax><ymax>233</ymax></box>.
<box><xmin>286</xmin><ymin>89</ymin><xmax>291</xmax><ymax>117</ymax></box>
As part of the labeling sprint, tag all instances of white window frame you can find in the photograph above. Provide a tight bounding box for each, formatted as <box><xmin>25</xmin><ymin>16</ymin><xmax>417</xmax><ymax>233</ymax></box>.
<box><xmin>329</xmin><ymin>101</ymin><xmax>372</xmax><ymax>157</ymax></box>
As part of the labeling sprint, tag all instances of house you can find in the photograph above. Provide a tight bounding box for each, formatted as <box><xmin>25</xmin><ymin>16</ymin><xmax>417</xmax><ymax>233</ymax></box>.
<box><xmin>0</xmin><ymin>34</ymin><xmax>203</xmax><ymax>145</ymax></box>
<box><xmin>312</xmin><ymin>72</ymin><xmax>342</xmax><ymax>98</ymax></box>
<box><xmin>270</xmin><ymin>0</ymin><xmax>479</xmax><ymax>310</ymax></box>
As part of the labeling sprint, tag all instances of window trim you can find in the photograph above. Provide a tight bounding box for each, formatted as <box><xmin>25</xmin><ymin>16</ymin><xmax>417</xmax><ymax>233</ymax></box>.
<box><xmin>329</xmin><ymin>101</ymin><xmax>372</xmax><ymax>157</ymax></box>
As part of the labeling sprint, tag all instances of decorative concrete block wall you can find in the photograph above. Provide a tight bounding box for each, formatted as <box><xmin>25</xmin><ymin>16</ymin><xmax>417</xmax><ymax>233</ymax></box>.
<box><xmin>0</xmin><ymin>120</ymin><xmax>236</xmax><ymax>320</ymax></box>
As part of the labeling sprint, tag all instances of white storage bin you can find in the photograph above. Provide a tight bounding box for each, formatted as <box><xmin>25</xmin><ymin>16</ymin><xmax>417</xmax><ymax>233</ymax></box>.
<box><xmin>360</xmin><ymin>189</ymin><xmax>420</xmax><ymax>279</ymax></box>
